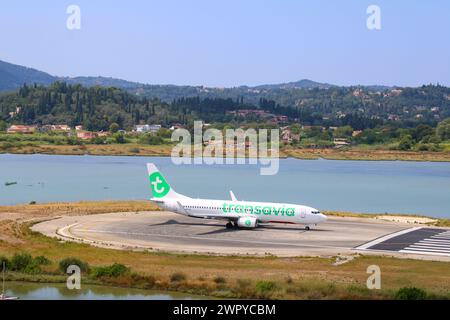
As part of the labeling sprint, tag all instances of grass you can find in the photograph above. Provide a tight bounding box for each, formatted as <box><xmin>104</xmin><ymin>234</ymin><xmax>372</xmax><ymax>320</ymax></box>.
<box><xmin>0</xmin><ymin>200</ymin><xmax>449</xmax><ymax>299</ymax></box>
<box><xmin>2</xmin><ymin>139</ymin><xmax>450</xmax><ymax>162</ymax></box>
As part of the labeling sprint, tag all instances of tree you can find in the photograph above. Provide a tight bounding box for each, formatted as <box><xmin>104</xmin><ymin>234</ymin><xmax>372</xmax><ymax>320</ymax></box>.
<box><xmin>398</xmin><ymin>135</ymin><xmax>413</xmax><ymax>150</ymax></box>
<box><xmin>138</xmin><ymin>133</ymin><xmax>163</xmax><ymax>145</ymax></box>
<box><xmin>113</xmin><ymin>132</ymin><xmax>126</xmax><ymax>144</ymax></box>
<box><xmin>109</xmin><ymin>122</ymin><xmax>120</xmax><ymax>133</ymax></box>
<box><xmin>333</xmin><ymin>125</ymin><xmax>353</xmax><ymax>138</ymax></box>
<box><xmin>0</xmin><ymin>120</ymin><xmax>6</xmax><ymax>132</ymax></box>
<box><xmin>412</xmin><ymin>124</ymin><xmax>434</xmax><ymax>142</ymax></box>
<box><xmin>436</xmin><ymin>118</ymin><xmax>450</xmax><ymax>140</ymax></box>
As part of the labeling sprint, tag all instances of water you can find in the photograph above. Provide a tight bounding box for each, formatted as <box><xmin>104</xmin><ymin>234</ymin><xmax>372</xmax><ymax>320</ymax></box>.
<box><xmin>0</xmin><ymin>154</ymin><xmax>449</xmax><ymax>218</ymax></box>
<box><xmin>3</xmin><ymin>282</ymin><xmax>203</xmax><ymax>300</ymax></box>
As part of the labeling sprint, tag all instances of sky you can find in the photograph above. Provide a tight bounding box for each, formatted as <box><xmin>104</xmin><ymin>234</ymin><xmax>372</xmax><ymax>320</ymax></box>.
<box><xmin>0</xmin><ymin>0</ymin><xmax>449</xmax><ymax>87</ymax></box>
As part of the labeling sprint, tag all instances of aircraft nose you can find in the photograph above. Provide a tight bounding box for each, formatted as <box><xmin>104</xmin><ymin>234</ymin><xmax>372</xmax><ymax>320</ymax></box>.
<box><xmin>320</xmin><ymin>213</ymin><xmax>327</xmax><ymax>222</ymax></box>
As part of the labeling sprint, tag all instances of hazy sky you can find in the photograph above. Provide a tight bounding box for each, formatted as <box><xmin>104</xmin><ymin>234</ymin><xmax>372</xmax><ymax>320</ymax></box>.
<box><xmin>0</xmin><ymin>0</ymin><xmax>449</xmax><ymax>87</ymax></box>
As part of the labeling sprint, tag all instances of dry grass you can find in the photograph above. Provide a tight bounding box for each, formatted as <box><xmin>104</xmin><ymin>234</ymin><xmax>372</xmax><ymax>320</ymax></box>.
<box><xmin>3</xmin><ymin>143</ymin><xmax>450</xmax><ymax>162</ymax></box>
<box><xmin>0</xmin><ymin>200</ymin><xmax>158</xmax><ymax>216</ymax></box>
<box><xmin>282</xmin><ymin>147</ymin><xmax>450</xmax><ymax>162</ymax></box>
<box><xmin>2</xmin><ymin>144</ymin><xmax>175</xmax><ymax>157</ymax></box>
<box><xmin>0</xmin><ymin>201</ymin><xmax>449</xmax><ymax>299</ymax></box>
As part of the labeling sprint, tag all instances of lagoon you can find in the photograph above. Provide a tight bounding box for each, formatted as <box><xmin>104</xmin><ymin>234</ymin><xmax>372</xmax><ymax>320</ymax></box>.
<box><xmin>0</xmin><ymin>154</ymin><xmax>449</xmax><ymax>218</ymax></box>
<box><xmin>3</xmin><ymin>282</ymin><xmax>203</xmax><ymax>300</ymax></box>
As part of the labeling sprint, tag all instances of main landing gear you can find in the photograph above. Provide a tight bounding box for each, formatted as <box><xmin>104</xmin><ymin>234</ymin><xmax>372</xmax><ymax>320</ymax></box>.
<box><xmin>226</xmin><ymin>221</ymin><xmax>238</xmax><ymax>229</ymax></box>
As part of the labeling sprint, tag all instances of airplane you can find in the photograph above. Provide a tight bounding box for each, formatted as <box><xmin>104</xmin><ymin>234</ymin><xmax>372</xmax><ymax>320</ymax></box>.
<box><xmin>147</xmin><ymin>163</ymin><xmax>327</xmax><ymax>230</ymax></box>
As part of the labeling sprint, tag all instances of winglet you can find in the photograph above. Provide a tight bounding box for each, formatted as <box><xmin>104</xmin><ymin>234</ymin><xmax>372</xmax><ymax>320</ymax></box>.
<box><xmin>230</xmin><ymin>190</ymin><xmax>237</xmax><ymax>201</ymax></box>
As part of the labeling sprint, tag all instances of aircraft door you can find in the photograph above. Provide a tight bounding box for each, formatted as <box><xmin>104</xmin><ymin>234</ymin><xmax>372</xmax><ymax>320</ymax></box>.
<box><xmin>300</xmin><ymin>208</ymin><xmax>306</xmax><ymax>218</ymax></box>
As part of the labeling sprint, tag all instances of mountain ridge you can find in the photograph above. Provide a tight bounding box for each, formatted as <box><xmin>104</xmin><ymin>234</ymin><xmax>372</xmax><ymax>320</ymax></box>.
<box><xmin>0</xmin><ymin>59</ymin><xmax>393</xmax><ymax>94</ymax></box>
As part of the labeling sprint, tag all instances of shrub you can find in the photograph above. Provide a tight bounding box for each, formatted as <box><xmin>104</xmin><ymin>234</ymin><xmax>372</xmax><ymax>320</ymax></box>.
<box><xmin>91</xmin><ymin>263</ymin><xmax>130</xmax><ymax>278</ymax></box>
<box><xmin>395</xmin><ymin>287</ymin><xmax>427</xmax><ymax>300</ymax></box>
<box><xmin>91</xmin><ymin>136</ymin><xmax>106</xmax><ymax>145</ymax></box>
<box><xmin>113</xmin><ymin>132</ymin><xmax>126</xmax><ymax>144</ymax></box>
<box><xmin>66</xmin><ymin>136</ymin><xmax>82</xmax><ymax>146</ymax></box>
<box><xmin>416</xmin><ymin>143</ymin><xmax>429</xmax><ymax>151</ymax></box>
<box><xmin>24</xmin><ymin>262</ymin><xmax>42</xmax><ymax>275</ymax></box>
<box><xmin>255</xmin><ymin>280</ymin><xmax>276</xmax><ymax>294</ymax></box>
<box><xmin>0</xmin><ymin>256</ymin><xmax>9</xmax><ymax>269</ymax></box>
<box><xmin>138</xmin><ymin>133</ymin><xmax>164</xmax><ymax>145</ymax></box>
<box><xmin>398</xmin><ymin>135</ymin><xmax>413</xmax><ymax>151</ymax></box>
<box><xmin>59</xmin><ymin>257</ymin><xmax>90</xmax><ymax>273</ymax></box>
<box><xmin>170</xmin><ymin>272</ymin><xmax>187</xmax><ymax>282</ymax></box>
<box><xmin>129</xmin><ymin>147</ymin><xmax>140</xmax><ymax>153</ymax></box>
<box><xmin>34</xmin><ymin>256</ymin><xmax>51</xmax><ymax>266</ymax></box>
<box><xmin>10</xmin><ymin>252</ymin><xmax>33</xmax><ymax>271</ymax></box>
<box><xmin>213</xmin><ymin>276</ymin><xmax>226</xmax><ymax>284</ymax></box>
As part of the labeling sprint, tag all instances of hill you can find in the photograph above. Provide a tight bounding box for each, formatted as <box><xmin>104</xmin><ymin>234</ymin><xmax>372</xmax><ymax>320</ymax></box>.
<box><xmin>0</xmin><ymin>60</ymin><xmax>55</xmax><ymax>91</ymax></box>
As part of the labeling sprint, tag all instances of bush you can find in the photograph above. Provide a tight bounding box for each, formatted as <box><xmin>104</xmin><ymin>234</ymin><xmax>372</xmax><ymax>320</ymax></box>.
<box><xmin>109</xmin><ymin>123</ymin><xmax>120</xmax><ymax>133</ymax></box>
<box><xmin>91</xmin><ymin>263</ymin><xmax>130</xmax><ymax>278</ymax></box>
<box><xmin>255</xmin><ymin>280</ymin><xmax>276</xmax><ymax>293</ymax></box>
<box><xmin>23</xmin><ymin>262</ymin><xmax>42</xmax><ymax>275</ymax></box>
<box><xmin>113</xmin><ymin>132</ymin><xmax>126</xmax><ymax>144</ymax></box>
<box><xmin>129</xmin><ymin>147</ymin><xmax>140</xmax><ymax>153</ymax></box>
<box><xmin>66</xmin><ymin>136</ymin><xmax>82</xmax><ymax>146</ymax></box>
<box><xmin>416</xmin><ymin>143</ymin><xmax>430</xmax><ymax>151</ymax></box>
<box><xmin>34</xmin><ymin>256</ymin><xmax>51</xmax><ymax>265</ymax></box>
<box><xmin>91</xmin><ymin>136</ymin><xmax>106</xmax><ymax>145</ymax></box>
<box><xmin>138</xmin><ymin>133</ymin><xmax>164</xmax><ymax>145</ymax></box>
<box><xmin>59</xmin><ymin>257</ymin><xmax>90</xmax><ymax>273</ymax></box>
<box><xmin>398</xmin><ymin>135</ymin><xmax>413</xmax><ymax>151</ymax></box>
<box><xmin>10</xmin><ymin>252</ymin><xmax>33</xmax><ymax>271</ymax></box>
<box><xmin>395</xmin><ymin>287</ymin><xmax>427</xmax><ymax>300</ymax></box>
<box><xmin>170</xmin><ymin>272</ymin><xmax>187</xmax><ymax>282</ymax></box>
<box><xmin>213</xmin><ymin>276</ymin><xmax>226</xmax><ymax>284</ymax></box>
<box><xmin>0</xmin><ymin>256</ymin><xmax>9</xmax><ymax>269</ymax></box>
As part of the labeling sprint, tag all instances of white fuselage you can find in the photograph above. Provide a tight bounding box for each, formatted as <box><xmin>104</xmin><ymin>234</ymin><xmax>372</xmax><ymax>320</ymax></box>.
<box><xmin>153</xmin><ymin>197</ymin><xmax>327</xmax><ymax>226</ymax></box>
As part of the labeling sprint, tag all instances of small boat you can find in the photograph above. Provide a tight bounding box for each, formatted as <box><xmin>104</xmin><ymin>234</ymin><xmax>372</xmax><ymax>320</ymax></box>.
<box><xmin>4</xmin><ymin>181</ymin><xmax>17</xmax><ymax>186</ymax></box>
<box><xmin>1</xmin><ymin>262</ymin><xmax>19</xmax><ymax>300</ymax></box>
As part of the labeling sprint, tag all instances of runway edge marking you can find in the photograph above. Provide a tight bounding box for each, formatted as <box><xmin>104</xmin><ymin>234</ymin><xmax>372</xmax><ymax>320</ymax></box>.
<box><xmin>354</xmin><ymin>227</ymin><xmax>422</xmax><ymax>250</ymax></box>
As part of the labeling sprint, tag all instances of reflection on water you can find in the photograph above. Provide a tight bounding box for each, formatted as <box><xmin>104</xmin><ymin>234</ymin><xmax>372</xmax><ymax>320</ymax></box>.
<box><xmin>5</xmin><ymin>282</ymin><xmax>203</xmax><ymax>300</ymax></box>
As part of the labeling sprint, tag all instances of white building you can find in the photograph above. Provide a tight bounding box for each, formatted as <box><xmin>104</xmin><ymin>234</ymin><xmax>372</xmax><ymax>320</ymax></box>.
<box><xmin>134</xmin><ymin>124</ymin><xmax>162</xmax><ymax>133</ymax></box>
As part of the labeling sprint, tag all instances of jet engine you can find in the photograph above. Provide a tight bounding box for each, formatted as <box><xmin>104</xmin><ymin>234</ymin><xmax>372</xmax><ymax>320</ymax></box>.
<box><xmin>237</xmin><ymin>217</ymin><xmax>258</xmax><ymax>228</ymax></box>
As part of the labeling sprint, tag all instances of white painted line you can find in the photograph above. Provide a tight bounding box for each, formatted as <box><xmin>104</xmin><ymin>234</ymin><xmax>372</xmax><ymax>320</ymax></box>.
<box><xmin>408</xmin><ymin>246</ymin><xmax>450</xmax><ymax>252</ymax></box>
<box><xmin>355</xmin><ymin>227</ymin><xmax>421</xmax><ymax>250</ymax></box>
<box><xmin>399</xmin><ymin>249</ymin><xmax>450</xmax><ymax>257</ymax></box>
<box><xmin>431</xmin><ymin>236</ymin><xmax>450</xmax><ymax>240</ymax></box>
<box><xmin>419</xmin><ymin>239</ymin><xmax>450</xmax><ymax>244</ymax></box>
<box><xmin>406</xmin><ymin>246</ymin><xmax>450</xmax><ymax>253</ymax></box>
<box><xmin>417</xmin><ymin>241</ymin><xmax>450</xmax><ymax>247</ymax></box>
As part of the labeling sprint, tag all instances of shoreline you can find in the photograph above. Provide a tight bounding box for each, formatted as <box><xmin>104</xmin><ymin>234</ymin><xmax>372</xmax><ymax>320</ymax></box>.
<box><xmin>2</xmin><ymin>143</ymin><xmax>450</xmax><ymax>162</ymax></box>
<box><xmin>0</xmin><ymin>200</ymin><xmax>449</xmax><ymax>223</ymax></box>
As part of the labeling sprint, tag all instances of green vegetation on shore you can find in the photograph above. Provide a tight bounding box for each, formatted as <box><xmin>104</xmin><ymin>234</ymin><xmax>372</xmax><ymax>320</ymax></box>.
<box><xmin>1</xmin><ymin>82</ymin><xmax>450</xmax><ymax>159</ymax></box>
<box><xmin>1</xmin><ymin>250</ymin><xmax>448</xmax><ymax>300</ymax></box>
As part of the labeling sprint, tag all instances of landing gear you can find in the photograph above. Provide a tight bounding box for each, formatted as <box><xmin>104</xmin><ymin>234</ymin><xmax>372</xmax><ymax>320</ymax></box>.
<box><xmin>305</xmin><ymin>225</ymin><xmax>311</xmax><ymax>231</ymax></box>
<box><xmin>226</xmin><ymin>222</ymin><xmax>234</xmax><ymax>229</ymax></box>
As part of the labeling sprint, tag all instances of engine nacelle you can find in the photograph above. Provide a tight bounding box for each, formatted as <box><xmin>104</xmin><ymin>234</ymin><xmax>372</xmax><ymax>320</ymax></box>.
<box><xmin>237</xmin><ymin>217</ymin><xmax>258</xmax><ymax>228</ymax></box>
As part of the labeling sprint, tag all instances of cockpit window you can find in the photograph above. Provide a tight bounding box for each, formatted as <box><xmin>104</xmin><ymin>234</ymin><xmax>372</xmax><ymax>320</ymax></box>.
<box><xmin>311</xmin><ymin>210</ymin><xmax>320</xmax><ymax>214</ymax></box>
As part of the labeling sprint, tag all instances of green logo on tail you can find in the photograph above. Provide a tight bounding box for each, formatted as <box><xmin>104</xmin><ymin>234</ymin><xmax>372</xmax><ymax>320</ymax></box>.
<box><xmin>149</xmin><ymin>172</ymin><xmax>170</xmax><ymax>198</ymax></box>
